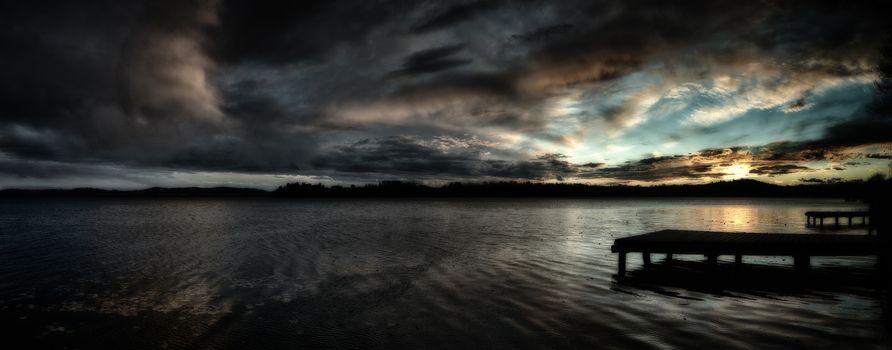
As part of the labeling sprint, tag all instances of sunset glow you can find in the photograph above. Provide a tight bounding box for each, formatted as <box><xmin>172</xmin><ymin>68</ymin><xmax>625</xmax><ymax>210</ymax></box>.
<box><xmin>724</xmin><ymin>164</ymin><xmax>752</xmax><ymax>180</ymax></box>
<box><xmin>0</xmin><ymin>1</ymin><xmax>890</xmax><ymax>189</ymax></box>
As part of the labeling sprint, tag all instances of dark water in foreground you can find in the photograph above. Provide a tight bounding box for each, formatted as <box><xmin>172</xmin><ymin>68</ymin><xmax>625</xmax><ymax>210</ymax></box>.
<box><xmin>0</xmin><ymin>198</ymin><xmax>888</xmax><ymax>349</ymax></box>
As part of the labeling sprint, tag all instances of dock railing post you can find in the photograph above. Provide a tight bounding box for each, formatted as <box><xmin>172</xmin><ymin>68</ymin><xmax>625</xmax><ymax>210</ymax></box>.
<box><xmin>642</xmin><ymin>252</ymin><xmax>651</xmax><ymax>268</ymax></box>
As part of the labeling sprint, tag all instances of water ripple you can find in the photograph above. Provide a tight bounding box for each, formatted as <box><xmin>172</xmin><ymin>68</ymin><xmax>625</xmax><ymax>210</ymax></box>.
<box><xmin>0</xmin><ymin>198</ymin><xmax>886</xmax><ymax>349</ymax></box>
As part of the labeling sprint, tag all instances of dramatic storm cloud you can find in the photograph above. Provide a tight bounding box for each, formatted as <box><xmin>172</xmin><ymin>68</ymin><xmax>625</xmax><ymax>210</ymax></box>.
<box><xmin>1</xmin><ymin>0</ymin><xmax>891</xmax><ymax>188</ymax></box>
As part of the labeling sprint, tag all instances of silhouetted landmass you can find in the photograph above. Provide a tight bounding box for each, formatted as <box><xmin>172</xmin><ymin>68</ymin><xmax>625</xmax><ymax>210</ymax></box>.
<box><xmin>273</xmin><ymin>178</ymin><xmax>892</xmax><ymax>198</ymax></box>
<box><xmin>0</xmin><ymin>186</ymin><xmax>269</xmax><ymax>198</ymax></box>
<box><xmin>3</xmin><ymin>178</ymin><xmax>890</xmax><ymax>199</ymax></box>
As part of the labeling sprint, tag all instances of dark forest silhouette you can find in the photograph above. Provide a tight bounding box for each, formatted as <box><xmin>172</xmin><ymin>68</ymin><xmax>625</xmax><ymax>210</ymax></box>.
<box><xmin>272</xmin><ymin>178</ymin><xmax>892</xmax><ymax>198</ymax></box>
<box><xmin>4</xmin><ymin>177</ymin><xmax>889</xmax><ymax>198</ymax></box>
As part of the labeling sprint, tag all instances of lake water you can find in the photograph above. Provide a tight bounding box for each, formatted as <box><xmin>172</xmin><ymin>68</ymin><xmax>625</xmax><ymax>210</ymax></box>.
<box><xmin>1</xmin><ymin>198</ymin><xmax>888</xmax><ymax>349</ymax></box>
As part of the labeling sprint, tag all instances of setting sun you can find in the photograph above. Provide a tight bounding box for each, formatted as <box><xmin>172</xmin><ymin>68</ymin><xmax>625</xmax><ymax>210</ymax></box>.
<box><xmin>724</xmin><ymin>164</ymin><xmax>751</xmax><ymax>179</ymax></box>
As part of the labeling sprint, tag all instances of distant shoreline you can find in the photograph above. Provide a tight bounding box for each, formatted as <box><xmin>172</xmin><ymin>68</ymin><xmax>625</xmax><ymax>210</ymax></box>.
<box><xmin>1</xmin><ymin>179</ymin><xmax>887</xmax><ymax>199</ymax></box>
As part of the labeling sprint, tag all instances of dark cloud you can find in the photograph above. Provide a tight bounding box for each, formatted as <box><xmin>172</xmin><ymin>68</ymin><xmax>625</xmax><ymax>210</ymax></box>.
<box><xmin>813</xmin><ymin>113</ymin><xmax>892</xmax><ymax>150</ymax></box>
<box><xmin>1</xmin><ymin>0</ymin><xmax>890</xmax><ymax>187</ymax></box>
<box><xmin>867</xmin><ymin>153</ymin><xmax>892</xmax><ymax>159</ymax></box>
<box><xmin>592</xmin><ymin>161</ymin><xmax>726</xmax><ymax>182</ymax></box>
<box><xmin>787</xmin><ymin>98</ymin><xmax>807</xmax><ymax>111</ymax></box>
<box><xmin>312</xmin><ymin>136</ymin><xmax>580</xmax><ymax>180</ymax></box>
<box><xmin>210</xmin><ymin>0</ymin><xmax>418</xmax><ymax>64</ymax></box>
<box><xmin>0</xmin><ymin>156</ymin><xmax>118</xmax><ymax>180</ymax></box>
<box><xmin>515</xmin><ymin>1</ymin><xmax>769</xmax><ymax>88</ymax></box>
<box><xmin>0</xmin><ymin>2</ymin><xmax>135</xmax><ymax>128</ymax></box>
<box><xmin>410</xmin><ymin>0</ymin><xmax>499</xmax><ymax>33</ymax></box>
<box><xmin>390</xmin><ymin>44</ymin><xmax>472</xmax><ymax>76</ymax></box>
<box><xmin>512</xmin><ymin>24</ymin><xmax>575</xmax><ymax>43</ymax></box>
<box><xmin>0</xmin><ymin>1</ymin><xmax>220</xmax><ymax>162</ymax></box>
<box><xmin>799</xmin><ymin>177</ymin><xmax>843</xmax><ymax>184</ymax></box>
<box><xmin>749</xmin><ymin>164</ymin><xmax>813</xmax><ymax>176</ymax></box>
<box><xmin>755</xmin><ymin>142</ymin><xmax>831</xmax><ymax>162</ymax></box>
<box><xmin>0</xmin><ymin>0</ymin><xmax>321</xmax><ymax>175</ymax></box>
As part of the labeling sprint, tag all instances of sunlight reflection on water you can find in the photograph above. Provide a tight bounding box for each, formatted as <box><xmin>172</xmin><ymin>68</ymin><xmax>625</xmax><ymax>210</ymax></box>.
<box><xmin>0</xmin><ymin>197</ymin><xmax>885</xmax><ymax>349</ymax></box>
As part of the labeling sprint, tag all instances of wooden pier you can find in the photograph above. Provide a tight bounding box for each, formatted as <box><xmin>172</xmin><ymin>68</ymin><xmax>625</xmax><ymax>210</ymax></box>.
<box><xmin>805</xmin><ymin>210</ymin><xmax>870</xmax><ymax>229</ymax></box>
<box><xmin>611</xmin><ymin>229</ymin><xmax>880</xmax><ymax>277</ymax></box>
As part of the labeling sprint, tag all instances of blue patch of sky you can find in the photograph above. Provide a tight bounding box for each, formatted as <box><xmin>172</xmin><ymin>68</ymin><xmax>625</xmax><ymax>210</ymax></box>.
<box><xmin>608</xmin><ymin>80</ymin><xmax>876</xmax><ymax>160</ymax></box>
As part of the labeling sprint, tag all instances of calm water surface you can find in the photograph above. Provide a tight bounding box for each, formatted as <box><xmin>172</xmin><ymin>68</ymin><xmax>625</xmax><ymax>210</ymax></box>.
<box><xmin>0</xmin><ymin>198</ymin><xmax>888</xmax><ymax>349</ymax></box>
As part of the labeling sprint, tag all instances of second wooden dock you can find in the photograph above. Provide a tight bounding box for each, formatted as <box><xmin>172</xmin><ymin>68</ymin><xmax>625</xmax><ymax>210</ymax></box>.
<box><xmin>805</xmin><ymin>210</ymin><xmax>870</xmax><ymax>228</ymax></box>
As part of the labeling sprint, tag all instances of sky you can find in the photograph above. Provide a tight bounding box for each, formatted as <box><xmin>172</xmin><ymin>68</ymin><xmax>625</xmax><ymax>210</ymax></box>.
<box><xmin>2</xmin><ymin>0</ymin><xmax>891</xmax><ymax>189</ymax></box>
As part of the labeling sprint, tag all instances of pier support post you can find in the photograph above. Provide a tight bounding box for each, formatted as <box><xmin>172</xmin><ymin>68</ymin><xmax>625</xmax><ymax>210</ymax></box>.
<box><xmin>820</xmin><ymin>218</ymin><xmax>824</xmax><ymax>228</ymax></box>
<box><xmin>665</xmin><ymin>253</ymin><xmax>673</xmax><ymax>265</ymax></box>
<box><xmin>794</xmin><ymin>255</ymin><xmax>810</xmax><ymax>271</ymax></box>
<box><xmin>835</xmin><ymin>217</ymin><xmax>839</xmax><ymax>227</ymax></box>
<box><xmin>849</xmin><ymin>217</ymin><xmax>853</xmax><ymax>227</ymax></box>
<box><xmin>706</xmin><ymin>254</ymin><xmax>718</xmax><ymax>266</ymax></box>
<box><xmin>618</xmin><ymin>252</ymin><xmax>626</xmax><ymax>277</ymax></box>
<box><xmin>735</xmin><ymin>255</ymin><xmax>743</xmax><ymax>266</ymax></box>
<box><xmin>642</xmin><ymin>252</ymin><xmax>651</xmax><ymax>267</ymax></box>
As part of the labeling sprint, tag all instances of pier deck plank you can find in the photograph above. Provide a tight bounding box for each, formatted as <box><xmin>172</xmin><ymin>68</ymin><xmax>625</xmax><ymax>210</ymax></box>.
<box><xmin>611</xmin><ymin>229</ymin><xmax>880</xmax><ymax>276</ymax></box>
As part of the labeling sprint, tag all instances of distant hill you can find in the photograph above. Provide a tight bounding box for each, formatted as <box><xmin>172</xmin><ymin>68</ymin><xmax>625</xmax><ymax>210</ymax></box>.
<box><xmin>2</xmin><ymin>178</ymin><xmax>889</xmax><ymax>199</ymax></box>
<box><xmin>273</xmin><ymin>178</ymin><xmax>891</xmax><ymax>199</ymax></box>
<box><xmin>0</xmin><ymin>186</ymin><xmax>269</xmax><ymax>198</ymax></box>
